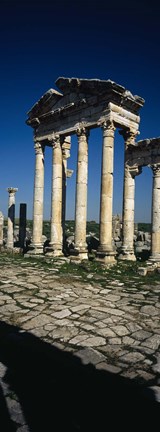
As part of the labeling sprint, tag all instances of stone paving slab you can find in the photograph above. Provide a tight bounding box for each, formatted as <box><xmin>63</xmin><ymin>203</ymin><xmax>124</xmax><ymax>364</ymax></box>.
<box><xmin>0</xmin><ymin>257</ymin><xmax>159</xmax><ymax>430</ymax></box>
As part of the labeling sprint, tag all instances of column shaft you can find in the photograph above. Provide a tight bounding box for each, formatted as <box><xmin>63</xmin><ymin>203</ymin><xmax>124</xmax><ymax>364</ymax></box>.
<box><xmin>62</xmin><ymin>136</ymin><xmax>71</xmax><ymax>250</ymax></box>
<box><xmin>150</xmin><ymin>165</ymin><xmax>160</xmax><ymax>262</ymax></box>
<box><xmin>7</xmin><ymin>188</ymin><xmax>18</xmax><ymax>249</ymax></box>
<box><xmin>46</xmin><ymin>136</ymin><xmax>63</xmax><ymax>256</ymax></box>
<box><xmin>119</xmin><ymin>130</ymin><xmax>140</xmax><ymax>261</ymax></box>
<box><xmin>31</xmin><ymin>142</ymin><xmax>45</xmax><ymax>254</ymax></box>
<box><xmin>119</xmin><ymin>167</ymin><xmax>136</xmax><ymax>260</ymax></box>
<box><xmin>74</xmin><ymin>129</ymin><xmax>88</xmax><ymax>259</ymax></box>
<box><xmin>97</xmin><ymin>122</ymin><xmax>116</xmax><ymax>264</ymax></box>
<box><xmin>0</xmin><ymin>212</ymin><xmax>4</xmax><ymax>246</ymax></box>
<box><xmin>62</xmin><ymin>157</ymin><xmax>67</xmax><ymax>242</ymax></box>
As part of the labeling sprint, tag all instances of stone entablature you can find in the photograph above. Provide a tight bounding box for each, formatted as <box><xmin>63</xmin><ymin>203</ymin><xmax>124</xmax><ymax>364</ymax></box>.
<box><xmin>126</xmin><ymin>137</ymin><xmax>160</xmax><ymax>169</ymax></box>
<box><xmin>27</xmin><ymin>77</ymin><xmax>144</xmax><ymax>141</ymax></box>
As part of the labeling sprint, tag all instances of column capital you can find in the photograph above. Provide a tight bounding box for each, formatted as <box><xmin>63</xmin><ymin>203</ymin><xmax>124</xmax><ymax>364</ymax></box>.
<box><xmin>125</xmin><ymin>165</ymin><xmax>142</xmax><ymax>178</ymax></box>
<box><xmin>76</xmin><ymin>127</ymin><xmax>89</xmax><ymax>139</ymax></box>
<box><xmin>102</xmin><ymin>120</ymin><xmax>115</xmax><ymax>137</ymax></box>
<box><xmin>47</xmin><ymin>134</ymin><xmax>61</xmax><ymax>149</ymax></box>
<box><xmin>119</xmin><ymin>129</ymin><xmax>139</xmax><ymax>145</ymax></box>
<box><xmin>151</xmin><ymin>164</ymin><xmax>160</xmax><ymax>177</ymax></box>
<box><xmin>34</xmin><ymin>142</ymin><xmax>45</xmax><ymax>155</ymax></box>
<box><xmin>7</xmin><ymin>187</ymin><xmax>18</xmax><ymax>195</ymax></box>
<box><xmin>53</xmin><ymin>134</ymin><xmax>61</xmax><ymax>149</ymax></box>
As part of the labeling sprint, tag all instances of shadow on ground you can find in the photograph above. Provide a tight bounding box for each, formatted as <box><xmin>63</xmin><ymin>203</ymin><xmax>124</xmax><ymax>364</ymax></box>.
<box><xmin>0</xmin><ymin>320</ymin><xmax>159</xmax><ymax>431</ymax></box>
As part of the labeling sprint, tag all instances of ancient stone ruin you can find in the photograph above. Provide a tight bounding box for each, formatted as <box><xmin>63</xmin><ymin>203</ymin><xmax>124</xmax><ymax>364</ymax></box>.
<box><xmin>2</xmin><ymin>76</ymin><xmax>160</xmax><ymax>266</ymax></box>
<box><xmin>26</xmin><ymin>77</ymin><xmax>146</xmax><ymax>264</ymax></box>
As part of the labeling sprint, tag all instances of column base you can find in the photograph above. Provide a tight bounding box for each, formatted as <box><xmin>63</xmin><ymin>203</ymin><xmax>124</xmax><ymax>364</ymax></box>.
<box><xmin>45</xmin><ymin>243</ymin><xmax>63</xmax><ymax>257</ymax></box>
<box><xmin>69</xmin><ymin>247</ymin><xmax>88</xmax><ymax>261</ymax></box>
<box><xmin>148</xmin><ymin>254</ymin><xmax>160</xmax><ymax>264</ymax></box>
<box><xmin>96</xmin><ymin>249</ymin><xmax>116</xmax><ymax>266</ymax></box>
<box><xmin>118</xmin><ymin>249</ymin><xmax>136</xmax><ymax>261</ymax></box>
<box><xmin>27</xmin><ymin>243</ymin><xmax>44</xmax><ymax>256</ymax></box>
<box><xmin>6</xmin><ymin>245</ymin><xmax>14</xmax><ymax>250</ymax></box>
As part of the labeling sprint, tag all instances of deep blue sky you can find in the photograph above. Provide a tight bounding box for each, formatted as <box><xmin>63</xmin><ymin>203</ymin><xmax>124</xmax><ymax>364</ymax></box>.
<box><xmin>1</xmin><ymin>0</ymin><xmax>160</xmax><ymax>222</ymax></box>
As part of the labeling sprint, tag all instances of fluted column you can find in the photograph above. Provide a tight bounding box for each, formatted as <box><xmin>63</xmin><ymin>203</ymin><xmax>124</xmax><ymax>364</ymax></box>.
<box><xmin>73</xmin><ymin>128</ymin><xmax>89</xmax><ymax>260</ymax></box>
<box><xmin>149</xmin><ymin>164</ymin><xmax>160</xmax><ymax>262</ymax></box>
<box><xmin>96</xmin><ymin>121</ymin><xmax>116</xmax><ymax>264</ymax></box>
<box><xmin>7</xmin><ymin>187</ymin><xmax>18</xmax><ymax>249</ymax></box>
<box><xmin>29</xmin><ymin>142</ymin><xmax>45</xmax><ymax>254</ymax></box>
<box><xmin>46</xmin><ymin>135</ymin><xmax>63</xmax><ymax>256</ymax></box>
<box><xmin>119</xmin><ymin>130</ymin><xmax>141</xmax><ymax>261</ymax></box>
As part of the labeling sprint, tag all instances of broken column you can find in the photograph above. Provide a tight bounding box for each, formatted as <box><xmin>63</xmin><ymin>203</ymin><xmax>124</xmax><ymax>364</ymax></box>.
<box><xmin>96</xmin><ymin>121</ymin><xmax>116</xmax><ymax>264</ymax></box>
<box><xmin>149</xmin><ymin>164</ymin><xmax>160</xmax><ymax>262</ymax></box>
<box><xmin>46</xmin><ymin>135</ymin><xmax>63</xmax><ymax>256</ymax></box>
<box><xmin>0</xmin><ymin>211</ymin><xmax>4</xmax><ymax>246</ymax></box>
<box><xmin>7</xmin><ymin>187</ymin><xmax>18</xmax><ymax>249</ymax></box>
<box><xmin>74</xmin><ymin>128</ymin><xmax>89</xmax><ymax>260</ymax></box>
<box><xmin>29</xmin><ymin>141</ymin><xmax>45</xmax><ymax>254</ymax></box>
<box><xmin>19</xmin><ymin>203</ymin><xmax>27</xmax><ymax>249</ymax></box>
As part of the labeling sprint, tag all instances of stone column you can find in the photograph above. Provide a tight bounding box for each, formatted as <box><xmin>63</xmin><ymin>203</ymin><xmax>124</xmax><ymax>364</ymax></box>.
<box><xmin>119</xmin><ymin>130</ymin><xmax>141</xmax><ymax>261</ymax></box>
<box><xmin>7</xmin><ymin>187</ymin><xmax>18</xmax><ymax>249</ymax></box>
<box><xmin>96</xmin><ymin>121</ymin><xmax>116</xmax><ymax>264</ymax></box>
<box><xmin>73</xmin><ymin>128</ymin><xmax>89</xmax><ymax>260</ymax></box>
<box><xmin>0</xmin><ymin>211</ymin><xmax>4</xmax><ymax>246</ymax></box>
<box><xmin>149</xmin><ymin>164</ymin><xmax>160</xmax><ymax>262</ymax></box>
<box><xmin>46</xmin><ymin>135</ymin><xmax>63</xmax><ymax>256</ymax></box>
<box><xmin>29</xmin><ymin>142</ymin><xmax>45</xmax><ymax>254</ymax></box>
<box><xmin>19</xmin><ymin>203</ymin><xmax>27</xmax><ymax>249</ymax></box>
<box><xmin>119</xmin><ymin>165</ymin><xmax>141</xmax><ymax>260</ymax></box>
<box><xmin>62</xmin><ymin>137</ymin><xmax>71</xmax><ymax>243</ymax></box>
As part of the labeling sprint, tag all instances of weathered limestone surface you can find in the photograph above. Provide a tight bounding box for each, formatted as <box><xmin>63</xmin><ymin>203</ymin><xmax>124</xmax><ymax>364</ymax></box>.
<box><xmin>97</xmin><ymin>122</ymin><xmax>116</xmax><ymax>264</ymax></box>
<box><xmin>0</xmin><ymin>211</ymin><xmax>4</xmax><ymax>246</ymax></box>
<box><xmin>46</xmin><ymin>136</ymin><xmax>63</xmax><ymax>256</ymax></box>
<box><xmin>62</xmin><ymin>137</ymin><xmax>72</xmax><ymax>241</ymax></box>
<box><xmin>74</xmin><ymin>128</ymin><xmax>89</xmax><ymax>259</ymax></box>
<box><xmin>29</xmin><ymin>142</ymin><xmax>45</xmax><ymax>254</ymax></box>
<box><xmin>7</xmin><ymin>187</ymin><xmax>18</xmax><ymax>249</ymax></box>
<box><xmin>27</xmin><ymin>78</ymin><xmax>144</xmax><ymax>138</ymax></box>
<box><xmin>149</xmin><ymin>165</ymin><xmax>160</xmax><ymax>262</ymax></box>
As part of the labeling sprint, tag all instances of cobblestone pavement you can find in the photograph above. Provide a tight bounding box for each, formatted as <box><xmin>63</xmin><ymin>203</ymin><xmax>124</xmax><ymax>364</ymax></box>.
<box><xmin>0</xmin><ymin>255</ymin><xmax>160</xmax><ymax>430</ymax></box>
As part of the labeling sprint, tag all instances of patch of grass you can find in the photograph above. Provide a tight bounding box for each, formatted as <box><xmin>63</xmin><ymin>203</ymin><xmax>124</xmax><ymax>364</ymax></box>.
<box><xmin>0</xmin><ymin>251</ymin><xmax>159</xmax><ymax>287</ymax></box>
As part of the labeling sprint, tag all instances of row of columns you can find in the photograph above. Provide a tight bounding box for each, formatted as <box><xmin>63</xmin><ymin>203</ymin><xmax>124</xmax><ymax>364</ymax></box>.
<box><xmin>29</xmin><ymin>123</ymin><xmax>160</xmax><ymax>264</ymax></box>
